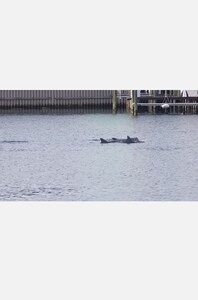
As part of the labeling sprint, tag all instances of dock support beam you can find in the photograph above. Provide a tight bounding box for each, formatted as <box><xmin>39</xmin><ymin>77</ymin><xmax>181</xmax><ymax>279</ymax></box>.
<box><xmin>112</xmin><ymin>90</ymin><xmax>117</xmax><ymax>113</ymax></box>
<box><xmin>128</xmin><ymin>90</ymin><xmax>133</xmax><ymax>113</ymax></box>
<box><xmin>133</xmin><ymin>90</ymin><xmax>138</xmax><ymax>116</ymax></box>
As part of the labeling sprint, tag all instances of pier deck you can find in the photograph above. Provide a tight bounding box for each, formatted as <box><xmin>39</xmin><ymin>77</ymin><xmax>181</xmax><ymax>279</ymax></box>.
<box><xmin>1</xmin><ymin>91</ymin><xmax>198</xmax><ymax>114</ymax></box>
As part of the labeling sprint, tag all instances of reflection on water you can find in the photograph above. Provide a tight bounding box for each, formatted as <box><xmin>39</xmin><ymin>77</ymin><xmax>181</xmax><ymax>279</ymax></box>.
<box><xmin>1</xmin><ymin>113</ymin><xmax>198</xmax><ymax>200</ymax></box>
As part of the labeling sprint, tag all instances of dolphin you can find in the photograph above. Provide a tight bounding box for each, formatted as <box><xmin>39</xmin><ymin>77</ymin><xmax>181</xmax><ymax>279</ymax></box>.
<box><xmin>100</xmin><ymin>136</ymin><xmax>144</xmax><ymax>144</ymax></box>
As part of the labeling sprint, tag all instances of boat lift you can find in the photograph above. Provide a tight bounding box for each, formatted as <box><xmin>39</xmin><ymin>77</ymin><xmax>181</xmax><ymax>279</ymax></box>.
<box><xmin>115</xmin><ymin>90</ymin><xmax>198</xmax><ymax>114</ymax></box>
<box><xmin>138</xmin><ymin>102</ymin><xmax>198</xmax><ymax>107</ymax></box>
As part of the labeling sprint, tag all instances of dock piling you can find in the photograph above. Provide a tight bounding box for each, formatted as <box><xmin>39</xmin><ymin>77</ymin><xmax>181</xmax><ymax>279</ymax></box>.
<box><xmin>132</xmin><ymin>90</ymin><xmax>138</xmax><ymax>116</ymax></box>
<box><xmin>128</xmin><ymin>90</ymin><xmax>133</xmax><ymax>114</ymax></box>
<box><xmin>112</xmin><ymin>90</ymin><xmax>117</xmax><ymax>113</ymax></box>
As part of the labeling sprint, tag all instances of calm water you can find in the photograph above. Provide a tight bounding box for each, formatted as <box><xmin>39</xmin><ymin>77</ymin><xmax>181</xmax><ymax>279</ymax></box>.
<box><xmin>1</xmin><ymin>113</ymin><xmax>198</xmax><ymax>200</ymax></box>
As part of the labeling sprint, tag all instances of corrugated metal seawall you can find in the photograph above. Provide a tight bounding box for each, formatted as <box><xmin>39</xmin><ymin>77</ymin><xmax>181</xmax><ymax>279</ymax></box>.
<box><xmin>0</xmin><ymin>90</ymin><xmax>129</xmax><ymax>114</ymax></box>
<box><xmin>0</xmin><ymin>90</ymin><xmax>117</xmax><ymax>108</ymax></box>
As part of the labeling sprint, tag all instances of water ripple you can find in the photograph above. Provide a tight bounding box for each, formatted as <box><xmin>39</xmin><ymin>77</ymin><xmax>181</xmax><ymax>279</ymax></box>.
<box><xmin>1</xmin><ymin>114</ymin><xmax>198</xmax><ymax>200</ymax></box>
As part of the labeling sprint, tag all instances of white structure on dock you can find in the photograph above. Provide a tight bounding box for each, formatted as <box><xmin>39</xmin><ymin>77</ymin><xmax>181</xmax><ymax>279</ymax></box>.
<box><xmin>143</xmin><ymin>90</ymin><xmax>198</xmax><ymax>97</ymax></box>
<box><xmin>180</xmin><ymin>90</ymin><xmax>198</xmax><ymax>97</ymax></box>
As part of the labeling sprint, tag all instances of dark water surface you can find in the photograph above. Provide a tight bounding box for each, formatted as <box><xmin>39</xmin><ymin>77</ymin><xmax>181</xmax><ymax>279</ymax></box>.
<box><xmin>1</xmin><ymin>113</ymin><xmax>198</xmax><ymax>200</ymax></box>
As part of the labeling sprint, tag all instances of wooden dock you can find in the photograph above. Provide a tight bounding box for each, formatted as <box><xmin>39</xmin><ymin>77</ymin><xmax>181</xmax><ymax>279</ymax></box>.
<box><xmin>132</xmin><ymin>96</ymin><xmax>198</xmax><ymax>115</ymax></box>
<box><xmin>1</xmin><ymin>91</ymin><xmax>198</xmax><ymax>114</ymax></box>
